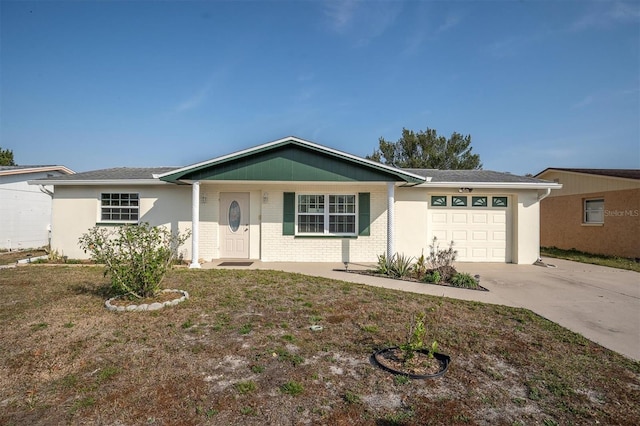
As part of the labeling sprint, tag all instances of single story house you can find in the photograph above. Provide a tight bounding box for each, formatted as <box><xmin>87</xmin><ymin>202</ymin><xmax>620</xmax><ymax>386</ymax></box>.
<box><xmin>535</xmin><ymin>168</ymin><xmax>640</xmax><ymax>259</ymax></box>
<box><xmin>1</xmin><ymin>165</ymin><xmax>75</xmax><ymax>250</ymax></box>
<box><xmin>32</xmin><ymin>137</ymin><xmax>561</xmax><ymax>266</ymax></box>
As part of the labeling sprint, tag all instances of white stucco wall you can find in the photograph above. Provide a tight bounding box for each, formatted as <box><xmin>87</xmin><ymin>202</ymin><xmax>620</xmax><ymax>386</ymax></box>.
<box><xmin>50</xmin><ymin>182</ymin><xmax>543</xmax><ymax>264</ymax></box>
<box><xmin>394</xmin><ymin>187</ymin><xmax>542</xmax><ymax>264</ymax></box>
<box><xmin>0</xmin><ymin>171</ymin><xmax>62</xmax><ymax>250</ymax></box>
<box><xmin>51</xmin><ymin>185</ymin><xmax>193</xmax><ymax>259</ymax></box>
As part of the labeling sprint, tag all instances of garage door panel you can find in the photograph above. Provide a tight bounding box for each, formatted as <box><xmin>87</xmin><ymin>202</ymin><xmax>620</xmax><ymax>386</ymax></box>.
<box><xmin>493</xmin><ymin>231</ymin><xmax>506</xmax><ymax>240</ymax></box>
<box><xmin>432</xmin><ymin>213</ymin><xmax>448</xmax><ymax>224</ymax></box>
<box><xmin>472</xmin><ymin>231</ymin><xmax>487</xmax><ymax>241</ymax></box>
<box><xmin>452</xmin><ymin>213</ymin><xmax>468</xmax><ymax>223</ymax></box>
<box><xmin>452</xmin><ymin>230</ymin><xmax>468</xmax><ymax>241</ymax></box>
<box><xmin>472</xmin><ymin>248</ymin><xmax>487</xmax><ymax>258</ymax></box>
<box><xmin>492</xmin><ymin>214</ymin><xmax>506</xmax><ymax>224</ymax></box>
<box><xmin>432</xmin><ymin>230</ymin><xmax>447</xmax><ymax>241</ymax></box>
<box><xmin>472</xmin><ymin>214</ymin><xmax>488</xmax><ymax>223</ymax></box>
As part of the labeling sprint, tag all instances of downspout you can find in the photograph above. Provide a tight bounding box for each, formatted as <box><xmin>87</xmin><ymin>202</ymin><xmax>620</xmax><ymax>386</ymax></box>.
<box><xmin>537</xmin><ymin>188</ymin><xmax>551</xmax><ymax>201</ymax></box>
<box><xmin>387</xmin><ymin>182</ymin><xmax>395</xmax><ymax>260</ymax></box>
<box><xmin>189</xmin><ymin>181</ymin><xmax>201</xmax><ymax>269</ymax></box>
<box><xmin>39</xmin><ymin>185</ymin><xmax>54</xmax><ymax>249</ymax></box>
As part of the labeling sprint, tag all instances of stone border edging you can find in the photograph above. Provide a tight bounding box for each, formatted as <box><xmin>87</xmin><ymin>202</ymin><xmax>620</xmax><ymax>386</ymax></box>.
<box><xmin>105</xmin><ymin>289</ymin><xmax>189</xmax><ymax>312</ymax></box>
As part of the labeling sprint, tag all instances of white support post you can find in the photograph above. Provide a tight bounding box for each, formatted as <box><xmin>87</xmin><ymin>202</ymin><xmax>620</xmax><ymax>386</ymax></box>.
<box><xmin>189</xmin><ymin>181</ymin><xmax>201</xmax><ymax>269</ymax></box>
<box><xmin>387</xmin><ymin>182</ymin><xmax>395</xmax><ymax>260</ymax></box>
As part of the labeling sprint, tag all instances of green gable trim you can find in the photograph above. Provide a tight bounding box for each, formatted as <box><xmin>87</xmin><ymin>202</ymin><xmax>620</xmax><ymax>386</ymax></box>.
<box><xmin>283</xmin><ymin>192</ymin><xmax>295</xmax><ymax>235</ymax></box>
<box><xmin>160</xmin><ymin>140</ymin><xmax>424</xmax><ymax>184</ymax></box>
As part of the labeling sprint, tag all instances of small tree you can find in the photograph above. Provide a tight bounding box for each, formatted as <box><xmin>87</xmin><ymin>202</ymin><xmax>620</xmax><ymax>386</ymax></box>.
<box><xmin>0</xmin><ymin>147</ymin><xmax>16</xmax><ymax>166</ymax></box>
<box><xmin>79</xmin><ymin>223</ymin><xmax>190</xmax><ymax>299</ymax></box>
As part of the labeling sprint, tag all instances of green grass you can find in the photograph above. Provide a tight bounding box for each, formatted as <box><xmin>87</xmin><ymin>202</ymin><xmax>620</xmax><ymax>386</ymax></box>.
<box><xmin>541</xmin><ymin>246</ymin><xmax>640</xmax><ymax>272</ymax></box>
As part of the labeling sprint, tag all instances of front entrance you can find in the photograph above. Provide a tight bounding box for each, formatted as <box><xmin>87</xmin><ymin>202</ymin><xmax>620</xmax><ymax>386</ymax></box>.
<box><xmin>220</xmin><ymin>193</ymin><xmax>250</xmax><ymax>259</ymax></box>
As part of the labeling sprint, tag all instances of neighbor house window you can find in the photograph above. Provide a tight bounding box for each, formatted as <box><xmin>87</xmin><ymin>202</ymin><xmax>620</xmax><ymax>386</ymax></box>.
<box><xmin>584</xmin><ymin>199</ymin><xmax>604</xmax><ymax>224</ymax></box>
<box><xmin>101</xmin><ymin>193</ymin><xmax>139</xmax><ymax>222</ymax></box>
<box><xmin>297</xmin><ymin>194</ymin><xmax>356</xmax><ymax>235</ymax></box>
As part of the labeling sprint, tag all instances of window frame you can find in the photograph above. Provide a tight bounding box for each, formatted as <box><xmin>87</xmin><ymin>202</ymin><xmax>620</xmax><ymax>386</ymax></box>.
<box><xmin>99</xmin><ymin>192</ymin><xmax>140</xmax><ymax>224</ymax></box>
<box><xmin>295</xmin><ymin>193</ymin><xmax>357</xmax><ymax>236</ymax></box>
<box><xmin>584</xmin><ymin>198</ymin><xmax>604</xmax><ymax>224</ymax></box>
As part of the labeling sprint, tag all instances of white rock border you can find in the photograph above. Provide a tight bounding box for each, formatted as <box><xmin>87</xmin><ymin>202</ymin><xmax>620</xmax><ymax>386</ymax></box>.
<box><xmin>105</xmin><ymin>289</ymin><xmax>189</xmax><ymax>312</ymax></box>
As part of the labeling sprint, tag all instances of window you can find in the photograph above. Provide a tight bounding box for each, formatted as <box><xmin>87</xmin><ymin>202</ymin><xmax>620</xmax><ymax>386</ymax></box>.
<box><xmin>472</xmin><ymin>196</ymin><xmax>488</xmax><ymax>207</ymax></box>
<box><xmin>101</xmin><ymin>193</ymin><xmax>139</xmax><ymax>222</ymax></box>
<box><xmin>584</xmin><ymin>199</ymin><xmax>604</xmax><ymax>224</ymax></box>
<box><xmin>297</xmin><ymin>194</ymin><xmax>356</xmax><ymax>235</ymax></box>
<box><xmin>492</xmin><ymin>197</ymin><xmax>508</xmax><ymax>207</ymax></box>
<box><xmin>452</xmin><ymin>196</ymin><xmax>467</xmax><ymax>207</ymax></box>
<box><xmin>431</xmin><ymin>196</ymin><xmax>447</xmax><ymax>207</ymax></box>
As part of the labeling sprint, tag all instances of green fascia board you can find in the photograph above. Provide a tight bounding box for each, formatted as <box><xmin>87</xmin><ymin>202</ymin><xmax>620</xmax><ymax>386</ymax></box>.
<box><xmin>159</xmin><ymin>140</ymin><xmax>423</xmax><ymax>183</ymax></box>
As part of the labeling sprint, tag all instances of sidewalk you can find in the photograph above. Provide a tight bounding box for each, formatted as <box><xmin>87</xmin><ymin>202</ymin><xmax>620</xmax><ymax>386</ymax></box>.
<box><xmin>202</xmin><ymin>258</ymin><xmax>640</xmax><ymax>360</ymax></box>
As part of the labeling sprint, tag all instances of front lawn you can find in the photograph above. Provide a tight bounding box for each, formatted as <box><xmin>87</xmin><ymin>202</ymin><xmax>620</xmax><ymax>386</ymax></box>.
<box><xmin>1</xmin><ymin>266</ymin><xmax>638</xmax><ymax>425</ymax></box>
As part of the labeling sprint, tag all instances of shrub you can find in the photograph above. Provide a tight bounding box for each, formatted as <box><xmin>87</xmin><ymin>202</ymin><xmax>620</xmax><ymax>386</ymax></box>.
<box><xmin>413</xmin><ymin>249</ymin><xmax>428</xmax><ymax>280</ymax></box>
<box><xmin>375</xmin><ymin>253</ymin><xmax>394</xmax><ymax>275</ymax></box>
<box><xmin>450</xmin><ymin>272</ymin><xmax>479</xmax><ymax>289</ymax></box>
<box><xmin>391</xmin><ymin>253</ymin><xmax>414</xmax><ymax>278</ymax></box>
<box><xmin>78</xmin><ymin>223</ymin><xmax>190</xmax><ymax>299</ymax></box>
<box><xmin>423</xmin><ymin>270</ymin><xmax>441</xmax><ymax>284</ymax></box>
<box><xmin>426</xmin><ymin>237</ymin><xmax>457</xmax><ymax>270</ymax></box>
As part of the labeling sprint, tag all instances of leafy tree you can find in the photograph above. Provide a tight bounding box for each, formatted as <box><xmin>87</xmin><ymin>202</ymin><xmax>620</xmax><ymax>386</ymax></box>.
<box><xmin>0</xmin><ymin>147</ymin><xmax>16</xmax><ymax>166</ymax></box>
<box><xmin>78</xmin><ymin>223</ymin><xmax>190</xmax><ymax>299</ymax></box>
<box><xmin>367</xmin><ymin>127</ymin><xmax>482</xmax><ymax>170</ymax></box>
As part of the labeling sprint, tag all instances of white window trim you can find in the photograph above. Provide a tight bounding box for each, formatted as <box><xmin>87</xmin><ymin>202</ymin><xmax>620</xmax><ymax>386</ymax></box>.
<box><xmin>295</xmin><ymin>193</ymin><xmax>358</xmax><ymax>236</ymax></box>
<box><xmin>99</xmin><ymin>192</ymin><xmax>140</xmax><ymax>224</ymax></box>
<box><xmin>584</xmin><ymin>198</ymin><xmax>604</xmax><ymax>224</ymax></box>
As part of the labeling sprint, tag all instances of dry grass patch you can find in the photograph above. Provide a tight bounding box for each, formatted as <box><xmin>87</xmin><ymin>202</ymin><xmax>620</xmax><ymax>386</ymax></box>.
<box><xmin>1</xmin><ymin>266</ymin><xmax>638</xmax><ymax>425</ymax></box>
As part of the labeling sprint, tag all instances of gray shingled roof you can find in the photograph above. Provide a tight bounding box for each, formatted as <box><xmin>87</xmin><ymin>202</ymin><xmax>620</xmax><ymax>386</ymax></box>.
<box><xmin>41</xmin><ymin>167</ymin><xmax>177</xmax><ymax>181</ymax></box>
<box><xmin>403</xmin><ymin>169</ymin><xmax>549</xmax><ymax>183</ymax></box>
<box><xmin>0</xmin><ymin>165</ymin><xmax>58</xmax><ymax>171</ymax></box>
<box><xmin>536</xmin><ymin>168</ymin><xmax>640</xmax><ymax>180</ymax></box>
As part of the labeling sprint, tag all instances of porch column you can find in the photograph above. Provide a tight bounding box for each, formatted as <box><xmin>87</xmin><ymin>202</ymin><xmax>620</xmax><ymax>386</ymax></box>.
<box><xmin>189</xmin><ymin>181</ymin><xmax>201</xmax><ymax>269</ymax></box>
<box><xmin>387</xmin><ymin>182</ymin><xmax>395</xmax><ymax>260</ymax></box>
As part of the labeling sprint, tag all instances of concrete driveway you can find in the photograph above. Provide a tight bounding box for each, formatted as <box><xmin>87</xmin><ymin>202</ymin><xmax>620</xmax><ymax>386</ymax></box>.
<box><xmin>205</xmin><ymin>258</ymin><xmax>640</xmax><ymax>360</ymax></box>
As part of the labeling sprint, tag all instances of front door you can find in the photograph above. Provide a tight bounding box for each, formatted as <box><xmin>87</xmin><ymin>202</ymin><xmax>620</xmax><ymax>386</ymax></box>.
<box><xmin>220</xmin><ymin>193</ymin><xmax>250</xmax><ymax>259</ymax></box>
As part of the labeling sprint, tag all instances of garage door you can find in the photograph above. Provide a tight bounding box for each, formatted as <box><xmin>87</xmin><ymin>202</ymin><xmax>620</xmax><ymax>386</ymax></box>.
<box><xmin>428</xmin><ymin>196</ymin><xmax>511</xmax><ymax>262</ymax></box>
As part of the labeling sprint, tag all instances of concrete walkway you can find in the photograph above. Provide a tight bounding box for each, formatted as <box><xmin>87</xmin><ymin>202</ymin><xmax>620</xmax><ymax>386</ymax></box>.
<box><xmin>202</xmin><ymin>258</ymin><xmax>640</xmax><ymax>361</ymax></box>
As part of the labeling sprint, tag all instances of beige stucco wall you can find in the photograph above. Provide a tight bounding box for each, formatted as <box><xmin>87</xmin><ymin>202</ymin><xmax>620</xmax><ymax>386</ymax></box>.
<box><xmin>394</xmin><ymin>187</ymin><xmax>542</xmax><ymax>264</ymax></box>
<box><xmin>51</xmin><ymin>182</ymin><xmax>547</xmax><ymax>264</ymax></box>
<box><xmin>51</xmin><ymin>185</ymin><xmax>193</xmax><ymax>260</ymax></box>
<box><xmin>540</xmin><ymin>188</ymin><xmax>640</xmax><ymax>258</ymax></box>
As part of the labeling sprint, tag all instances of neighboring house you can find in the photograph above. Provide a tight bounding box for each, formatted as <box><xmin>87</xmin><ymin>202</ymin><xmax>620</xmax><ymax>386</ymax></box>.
<box><xmin>32</xmin><ymin>137</ymin><xmax>560</xmax><ymax>265</ymax></box>
<box><xmin>534</xmin><ymin>168</ymin><xmax>640</xmax><ymax>259</ymax></box>
<box><xmin>0</xmin><ymin>165</ymin><xmax>75</xmax><ymax>250</ymax></box>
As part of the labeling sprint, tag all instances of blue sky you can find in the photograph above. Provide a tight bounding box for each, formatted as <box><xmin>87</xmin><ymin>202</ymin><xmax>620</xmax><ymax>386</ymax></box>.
<box><xmin>1</xmin><ymin>0</ymin><xmax>638</xmax><ymax>175</ymax></box>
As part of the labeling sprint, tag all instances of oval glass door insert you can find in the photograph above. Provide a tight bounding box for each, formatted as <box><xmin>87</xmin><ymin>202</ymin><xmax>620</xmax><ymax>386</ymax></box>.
<box><xmin>228</xmin><ymin>200</ymin><xmax>241</xmax><ymax>232</ymax></box>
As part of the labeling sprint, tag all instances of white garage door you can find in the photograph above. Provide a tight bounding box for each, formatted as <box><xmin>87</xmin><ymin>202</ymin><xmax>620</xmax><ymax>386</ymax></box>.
<box><xmin>428</xmin><ymin>201</ymin><xmax>511</xmax><ymax>262</ymax></box>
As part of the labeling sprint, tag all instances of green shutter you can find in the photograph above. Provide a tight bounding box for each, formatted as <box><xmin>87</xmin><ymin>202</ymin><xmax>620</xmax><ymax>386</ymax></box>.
<box><xmin>358</xmin><ymin>192</ymin><xmax>370</xmax><ymax>236</ymax></box>
<box><xmin>283</xmin><ymin>192</ymin><xmax>295</xmax><ymax>235</ymax></box>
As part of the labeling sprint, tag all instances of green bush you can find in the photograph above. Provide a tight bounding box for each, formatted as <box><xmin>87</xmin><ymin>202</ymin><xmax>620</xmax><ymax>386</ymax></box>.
<box><xmin>422</xmin><ymin>270</ymin><xmax>441</xmax><ymax>284</ymax></box>
<box><xmin>450</xmin><ymin>272</ymin><xmax>479</xmax><ymax>289</ymax></box>
<box><xmin>78</xmin><ymin>223</ymin><xmax>190</xmax><ymax>299</ymax></box>
<box><xmin>391</xmin><ymin>253</ymin><xmax>414</xmax><ymax>278</ymax></box>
